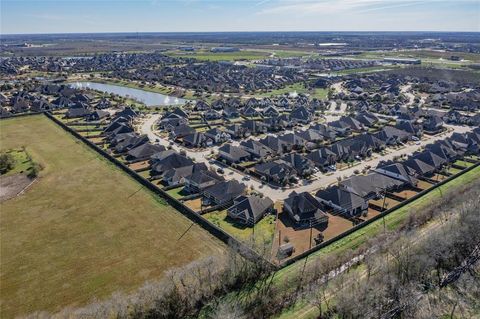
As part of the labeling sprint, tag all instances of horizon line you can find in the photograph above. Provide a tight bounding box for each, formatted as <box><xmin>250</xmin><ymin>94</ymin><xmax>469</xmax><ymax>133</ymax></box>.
<box><xmin>2</xmin><ymin>30</ymin><xmax>480</xmax><ymax>37</ymax></box>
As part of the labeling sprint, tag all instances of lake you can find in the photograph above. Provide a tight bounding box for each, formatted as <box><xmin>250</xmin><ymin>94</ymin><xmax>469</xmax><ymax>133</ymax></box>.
<box><xmin>70</xmin><ymin>81</ymin><xmax>190</xmax><ymax>107</ymax></box>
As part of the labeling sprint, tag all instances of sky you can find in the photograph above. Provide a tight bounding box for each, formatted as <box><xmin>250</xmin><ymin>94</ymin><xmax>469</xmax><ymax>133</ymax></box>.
<box><xmin>1</xmin><ymin>0</ymin><xmax>479</xmax><ymax>34</ymax></box>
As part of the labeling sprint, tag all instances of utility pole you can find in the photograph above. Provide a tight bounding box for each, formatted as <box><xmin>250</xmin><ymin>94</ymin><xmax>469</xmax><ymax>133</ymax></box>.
<box><xmin>381</xmin><ymin>187</ymin><xmax>387</xmax><ymax>232</ymax></box>
<box><xmin>309</xmin><ymin>219</ymin><xmax>313</xmax><ymax>250</ymax></box>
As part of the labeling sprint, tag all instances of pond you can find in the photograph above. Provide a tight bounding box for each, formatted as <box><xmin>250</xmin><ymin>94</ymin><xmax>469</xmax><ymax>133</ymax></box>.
<box><xmin>70</xmin><ymin>81</ymin><xmax>190</xmax><ymax>107</ymax></box>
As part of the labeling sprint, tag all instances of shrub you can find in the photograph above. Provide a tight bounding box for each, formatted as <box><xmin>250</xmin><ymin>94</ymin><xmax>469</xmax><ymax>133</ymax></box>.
<box><xmin>0</xmin><ymin>153</ymin><xmax>15</xmax><ymax>174</ymax></box>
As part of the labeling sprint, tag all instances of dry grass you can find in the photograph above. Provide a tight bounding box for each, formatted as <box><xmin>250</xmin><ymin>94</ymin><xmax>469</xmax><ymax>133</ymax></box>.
<box><xmin>0</xmin><ymin>115</ymin><xmax>225</xmax><ymax>318</ymax></box>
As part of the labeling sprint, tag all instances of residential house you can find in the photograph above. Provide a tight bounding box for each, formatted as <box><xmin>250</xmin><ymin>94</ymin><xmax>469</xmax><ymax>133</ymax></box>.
<box><xmin>280</xmin><ymin>153</ymin><xmax>316</xmax><ymax>177</ymax></box>
<box><xmin>204</xmin><ymin>109</ymin><xmax>222</xmax><ymax>120</ymax></box>
<box><xmin>339</xmin><ymin>173</ymin><xmax>404</xmax><ymax>200</ymax></box>
<box><xmin>202</xmin><ymin>180</ymin><xmax>246</xmax><ymax>206</ymax></box>
<box><xmin>423</xmin><ymin>115</ymin><xmax>444</xmax><ymax>134</ymax></box>
<box><xmin>355</xmin><ymin>112</ymin><xmax>378</xmax><ymax>128</ymax></box>
<box><xmin>126</xmin><ymin>143</ymin><xmax>166</xmax><ymax>161</ymax></box>
<box><xmin>205</xmin><ymin>128</ymin><xmax>231</xmax><ymax>144</ymax></box>
<box><xmin>183</xmin><ymin>132</ymin><xmax>212</xmax><ymax>148</ymax></box>
<box><xmin>339</xmin><ymin>116</ymin><xmax>365</xmax><ymax>132</ymax></box>
<box><xmin>262</xmin><ymin>106</ymin><xmax>280</xmax><ymax>117</ymax></box>
<box><xmin>184</xmin><ymin>169</ymin><xmax>224</xmax><ymax>193</ymax></box>
<box><xmin>411</xmin><ymin>151</ymin><xmax>447</xmax><ymax>170</ymax></box>
<box><xmin>218</xmin><ymin>144</ymin><xmax>251</xmax><ymax>164</ymax></box>
<box><xmin>278</xmin><ymin>133</ymin><xmax>307</xmax><ymax>150</ymax></box>
<box><xmin>227</xmin><ymin>195</ymin><xmax>274</xmax><ymax>226</ymax></box>
<box><xmin>403</xmin><ymin>158</ymin><xmax>436</xmax><ymax>176</ymax></box>
<box><xmin>374</xmin><ymin>126</ymin><xmax>411</xmax><ymax>145</ymax></box>
<box><xmin>66</xmin><ymin>106</ymin><xmax>89</xmax><ymax>118</ymax></box>
<box><xmin>290</xmin><ymin>106</ymin><xmax>313</xmax><ymax>124</ymax></box>
<box><xmin>86</xmin><ymin>110</ymin><xmax>110</xmax><ymax>121</ymax></box>
<box><xmin>150</xmin><ymin>150</ymin><xmax>194</xmax><ymax>178</ymax></box>
<box><xmin>223</xmin><ymin>105</ymin><xmax>240</xmax><ymax>118</ymax></box>
<box><xmin>162</xmin><ymin>162</ymin><xmax>208</xmax><ymax>186</ymax></box>
<box><xmin>240</xmin><ymin>139</ymin><xmax>274</xmax><ymax>159</ymax></box>
<box><xmin>225</xmin><ymin>124</ymin><xmax>248</xmax><ymax>139</ymax></box>
<box><xmin>311</xmin><ymin>123</ymin><xmax>337</xmax><ymax>142</ymax></box>
<box><xmin>316</xmin><ymin>186</ymin><xmax>368</xmax><ymax>217</ymax></box>
<box><xmin>113</xmin><ymin>134</ymin><xmax>149</xmax><ymax>153</ymax></box>
<box><xmin>306</xmin><ymin>147</ymin><xmax>337</xmax><ymax>171</ymax></box>
<box><xmin>375</xmin><ymin>162</ymin><xmax>418</xmax><ymax>186</ymax></box>
<box><xmin>242</xmin><ymin>106</ymin><xmax>259</xmax><ymax>117</ymax></box>
<box><xmin>395</xmin><ymin>121</ymin><xmax>423</xmax><ymax>137</ymax></box>
<box><xmin>284</xmin><ymin>191</ymin><xmax>329</xmax><ymax>227</ymax></box>
<box><xmin>329</xmin><ymin>120</ymin><xmax>352</xmax><ymax>137</ymax></box>
<box><xmin>254</xmin><ymin>160</ymin><xmax>296</xmax><ymax>185</ymax></box>
<box><xmin>170</xmin><ymin>124</ymin><xmax>195</xmax><ymax>140</ymax></box>
<box><xmin>241</xmin><ymin>120</ymin><xmax>268</xmax><ymax>135</ymax></box>
<box><xmin>259</xmin><ymin>135</ymin><xmax>292</xmax><ymax>154</ymax></box>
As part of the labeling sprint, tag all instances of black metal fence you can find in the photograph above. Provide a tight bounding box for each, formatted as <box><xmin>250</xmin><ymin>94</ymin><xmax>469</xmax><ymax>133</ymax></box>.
<box><xmin>44</xmin><ymin>112</ymin><xmax>269</xmax><ymax>266</ymax></box>
<box><xmin>3</xmin><ymin>112</ymin><xmax>478</xmax><ymax>271</ymax></box>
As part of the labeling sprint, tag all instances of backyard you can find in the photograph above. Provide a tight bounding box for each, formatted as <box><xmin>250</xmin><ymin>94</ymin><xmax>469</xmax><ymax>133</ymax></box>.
<box><xmin>0</xmin><ymin>115</ymin><xmax>225</xmax><ymax>318</ymax></box>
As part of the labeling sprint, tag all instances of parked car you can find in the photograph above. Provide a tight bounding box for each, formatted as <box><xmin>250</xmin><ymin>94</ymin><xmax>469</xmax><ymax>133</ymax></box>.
<box><xmin>217</xmin><ymin>168</ymin><xmax>225</xmax><ymax>174</ymax></box>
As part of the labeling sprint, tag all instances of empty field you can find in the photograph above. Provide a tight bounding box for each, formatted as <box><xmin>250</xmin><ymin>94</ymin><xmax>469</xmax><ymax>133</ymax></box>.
<box><xmin>169</xmin><ymin>49</ymin><xmax>270</xmax><ymax>61</ymax></box>
<box><xmin>0</xmin><ymin>115</ymin><xmax>225</xmax><ymax>318</ymax></box>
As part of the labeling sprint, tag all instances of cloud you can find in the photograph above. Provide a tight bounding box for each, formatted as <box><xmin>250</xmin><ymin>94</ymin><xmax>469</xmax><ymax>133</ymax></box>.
<box><xmin>257</xmin><ymin>0</ymin><xmax>477</xmax><ymax>16</ymax></box>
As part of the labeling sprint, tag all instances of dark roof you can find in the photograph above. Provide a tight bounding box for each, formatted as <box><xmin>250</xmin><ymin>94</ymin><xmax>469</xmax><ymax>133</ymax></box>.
<box><xmin>127</xmin><ymin>143</ymin><xmax>166</xmax><ymax>160</ymax></box>
<box><xmin>375</xmin><ymin>162</ymin><xmax>418</xmax><ymax>185</ymax></box>
<box><xmin>240</xmin><ymin>139</ymin><xmax>274</xmax><ymax>157</ymax></box>
<box><xmin>218</xmin><ymin>144</ymin><xmax>251</xmax><ymax>161</ymax></box>
<box><xmin>163</xmin><ymin>163</ymin><xmax>207</xmax><ymax>184</ymax></box>
<box><xmin>340</xmin><ymin>173</ymin><xmax>404</xmax><ymax>198</ymax></box>
<box><xmin>284</xmin><ymin>191</ymin><xmax>327</xmax><ymax>224</ymax></box>
<box><xmin>316</xmin><ymin>186</ymin><xmax>366</xmax><ymax>213</ymax></box>
<box><xmin>151</xmin><ymin>151</ymin><xmax>194</xmax><ymax>174</ymax></box>
<box><xmin>403</xmin><ymin>158</ymin><xmax>436</xmax><ymax>175</ymax></box>
<box><xmin>255</xmin><ymin>160</ymin><xmax>296</xmax><ymax>182</ymax></box>
<box><xmin>411</xmin><ymin>151</ymin><xmax>447</xmax><ymax>168</ymax></box>
<box><xmin>204</xmin><ymin>180</ymin><xmax>246</xmax><ymax>203</ymax></box>
<box><xmin>228</xmin><ymin>195</ymin><xmax>273</xmax><ymax>225</ymax></box>
<box><xmin>187</xmin><ymin>169</ymin><xmax>224</xmax><ymax>184</ymax></box>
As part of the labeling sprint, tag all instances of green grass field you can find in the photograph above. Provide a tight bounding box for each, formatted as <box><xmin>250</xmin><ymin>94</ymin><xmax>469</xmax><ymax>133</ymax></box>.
<box><xmin>357</xmin><ymin>49</ymin><xmax>480</xmax><ymax>63</ymax></box>
<box><xmin>1</xmin><ymin>148</ymin><xmax>34</xmax><ymax>176</ymax></box>
<box><xmin>256</xmin><ymin>83</ymin><xmax>328</xmax><ymax>100</ymax></box>
<box><xmin>204</xmin><ymin>210</ymin><xmax>276</xmax><ymax>246</ymax></box>
<box><xmin>169</xmin><ymin>50</ymin><xmax>270</xmax><ymax>61</ymax></box>
<box><xmin>0</xmin><ymin>115</ymin><xmax>225</xmax><ymax>318</ymax></box>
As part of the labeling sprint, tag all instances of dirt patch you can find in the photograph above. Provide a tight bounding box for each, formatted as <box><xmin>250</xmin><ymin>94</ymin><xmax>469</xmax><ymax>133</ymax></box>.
<box><xmin>184</xmin><ymin>198</ymin><xmax>202</xmax><ymax>212</ymax></box>
<box><xmin>272</xmin><ymin>211</ymin><xmax>353</xmax><ymax>261</ymax></box>
<box><xmin>391</xmin><ymin>189</ymin><xmax>419</xmax><ymax>200</ymax></box>
<box><xmin>0</xmin><ymin>174</ymin><xmax>34</xmax><ymax>202</ymax></box>
<box><xmin>417</xmin><ymin>180</ymin><xmax>434</xmax><ymax>190</ymax></box>
<box><xmin>128</xmin><ymin>161</ymin><xmax>150</xmax><ymax>171</ymax></box>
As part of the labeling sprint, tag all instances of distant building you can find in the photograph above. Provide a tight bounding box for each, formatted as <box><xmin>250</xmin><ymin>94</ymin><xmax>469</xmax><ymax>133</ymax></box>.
<box><xmin>383</xmin><ymin>57</ymin><xmax>421</xmax><ymax>65</ymax></box>
<box><xmin>210</xmin><ymin>47</ymin><xmax>240</xmax><ymax>53</ymax></box>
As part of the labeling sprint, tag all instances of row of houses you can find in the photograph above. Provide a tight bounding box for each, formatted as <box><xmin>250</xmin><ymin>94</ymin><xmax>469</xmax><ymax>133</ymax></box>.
<box><xmin>102</xmin><ymin>108</ymin><xmax>167</xmax><ymax>162</ymax></box>
<box><xmin>281</xmin><ymin>127</ymin><xmax>480</xmax><ymax>228</ymax></box>
<box><xmin>0</xmin><ymin>83</ymin><xmax>114</xmax><ymax>118</ymax></box>
<box><xmin>217</xmin><ymin>114</ymin><xmax>424</xmax><ymax>186</ymax></box>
